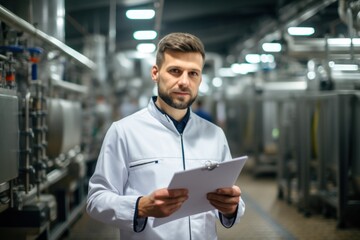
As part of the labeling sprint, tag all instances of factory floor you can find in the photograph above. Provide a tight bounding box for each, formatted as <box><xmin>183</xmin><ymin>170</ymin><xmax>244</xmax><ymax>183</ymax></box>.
<box><xmin>61</xmin><ymin>165</ymin><xmax>360</xmax><ymax>240</ymax></box>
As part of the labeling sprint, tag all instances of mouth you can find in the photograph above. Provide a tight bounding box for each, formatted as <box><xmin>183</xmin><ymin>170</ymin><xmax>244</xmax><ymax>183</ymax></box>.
<box><xmin>174</xmin><ymin>92</ymin><xmax>189</xmax><ymax>96</ymax></box>
<box><xmin>173</xmin><ymin>90</ymin><xmax>190</xmax><ymax>97</ymax></box>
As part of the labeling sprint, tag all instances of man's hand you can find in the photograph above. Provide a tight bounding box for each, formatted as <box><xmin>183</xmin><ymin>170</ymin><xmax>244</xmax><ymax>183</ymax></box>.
<box><xmin>138</xmin><ymin>188</ymin><xmax>188</xmax><ymax>218</ymax></box>
<box><xmin>207</xmin><ymin>185</ymin><xmax>241</xmax><ymax>218</ymax></box>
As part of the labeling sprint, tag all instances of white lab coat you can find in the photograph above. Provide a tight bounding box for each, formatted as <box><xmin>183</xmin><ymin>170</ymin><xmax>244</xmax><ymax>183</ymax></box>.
<box><xmin>86</xmin><ymin>98</ymin><xmax>245</xmax><ymax>240</ymax></box>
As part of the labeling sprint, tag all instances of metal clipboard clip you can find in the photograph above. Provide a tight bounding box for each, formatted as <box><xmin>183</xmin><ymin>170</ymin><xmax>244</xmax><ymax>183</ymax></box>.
<box><xmin>202</xmin><ymin>161</ymin><xmax>219</xmax><ymax>171</ymax></box>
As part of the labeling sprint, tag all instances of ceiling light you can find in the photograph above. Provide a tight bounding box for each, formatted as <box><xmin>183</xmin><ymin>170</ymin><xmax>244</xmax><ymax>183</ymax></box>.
<box><xmin>287</xmin><ymin>27</ymin><xmax>315</xmax><ymax>36</ymax></box>
<box><xmin>327</xmin><ymin>38</ymin><xmax>351</xmax><ymax>45</ymax></box>
<box><xmin>133</xmin><ymin>30</ymin><xmax>157</xmax><ymax>40</ymax></box>
<box><xmin>218</xmin><ymin>68</ymin><xmax>236</xmax><ymax>77</ymax></box>
<box><xmin>264</xmin><ymin>81</ymin><xmax>307</xmax><ymax>91</ymax></box>
<box><xmin>327</xmin><ymin>38</ymin><xmax>360</xmax><ymax>46</ymax></box>
<box><xmin>212</xmin><ymin>77</ymin><xmax>223</xmax><ymax>88</ymax></box>
<box><xmin>262</xmin><ymin>43</ymin><xmax>282</xmax><ymax>52</ymax></box>
<box><xmin>245</xmin><ymin>54</ymin><xmax>275</xmax><ymax>64</ymax></box>
<box><xmin>307</xmin><ymin>71</ymin><xmax>316</xmax><ymax>80</ymax></box>
<box><xmin>136</xmin><ymin>43</ymin><xmax>156</xmax><ymax>53</ymax></box>
<box><xmin>331</xmin><ymin>63</ymin><xmax>359</xmax><ymax>71</ymax></box>
<box><xmin>260</xmin><ymin>54</ymin><xmax>274</xmax><ymax>63</ymax></box>
<box><xmin>126</xmin><ymin>9</ymin><xmax>155</xmax><ymax>19</ymax></box>
<box><xmin>231</xmin><ymin>63</ymin><xmax>258</xmax><ymax>74</ymax></box>
<box><xmin>245</xmin><ymin>54</ymin><xmax>260</xmax><ymax>63</ymax></box>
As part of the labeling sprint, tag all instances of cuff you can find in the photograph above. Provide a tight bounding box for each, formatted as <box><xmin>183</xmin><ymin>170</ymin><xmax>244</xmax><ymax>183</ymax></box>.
<box><xmin>133</xmin><ymin>196</ymin><xmax>148</xmax><ymax>232</ymax></box>
<box><xmin>218</xmin><ymin>204</ymin><xmax>238</xmax><ymax>228</ymax></box>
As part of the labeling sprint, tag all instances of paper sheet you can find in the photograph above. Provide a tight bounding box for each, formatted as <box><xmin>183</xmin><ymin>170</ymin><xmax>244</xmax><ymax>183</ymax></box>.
<box><xmin>153</xmin><ymin>156</ymin><xmax>248</xmax><ymax>227</ymax></box>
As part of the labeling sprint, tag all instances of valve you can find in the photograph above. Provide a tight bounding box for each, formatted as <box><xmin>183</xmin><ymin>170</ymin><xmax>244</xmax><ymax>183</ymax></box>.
<box><xmin>28</xmin><ymin>47</ymin><xmax>43</xmax><ymax>81</ymax></box>
<box><xmin>0</xmin><ymin>45</ymin><xmax>24</xmax><ymax>89</ymax></box>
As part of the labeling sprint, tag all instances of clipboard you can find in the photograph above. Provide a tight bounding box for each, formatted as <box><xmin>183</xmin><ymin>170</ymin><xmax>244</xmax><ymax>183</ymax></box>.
<box><xmin>153</xmin><ymin>155</ymin><xmax>248</xmax><ymax>227</ymax></box>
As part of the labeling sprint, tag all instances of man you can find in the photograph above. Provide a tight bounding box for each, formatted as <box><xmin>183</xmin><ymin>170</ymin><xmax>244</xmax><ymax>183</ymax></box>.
<box><xmin>86</xmin><ymin>32</ymin><xmax>245</xmax><ymax>240</ymax></box>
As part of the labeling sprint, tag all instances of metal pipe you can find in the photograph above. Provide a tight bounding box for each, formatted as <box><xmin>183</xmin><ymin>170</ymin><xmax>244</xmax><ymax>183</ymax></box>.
<box><xmin>108</xmin><ymin>0</ymin><xmax>116</xmax><ymax>54</ymax></box>
<box><xmin>231</xmin><ymin>0</ymin><xmax>337</xmax><ymax>54</ymax></box>
<box><xmin>0</xmin><ymin>54</ymin><xmax>7</xmax><ymax>60</ymax></box>
<box><xmin>154</xmin><ymin>0</ymin><xmax>164</xmax><ymax>39</ymax></box>
<box><xmin>24</xmin><ymin>92</ymin><xmax>31</xmax><ymax>193</ymax></box>
<box><xmin>51</xmin><ymin>76</ymin><xmax>88</xmax><ymax>94</ymax></box>
<box><xmin>347</xmin><ymin>7</ymin><xmax>355</xmax><ymax>61</ymax></box>
<box><xmin>17</xmin><ymin>168</ymin><xmax>68</xmax><ymax>205</ymax></box>
<box><xmin>287</xmin><ymin>38</ymin><xmax>360</xmax><ymax>60</ymax></box>
<box><xmin>338</xmin><ymin>0</ymin><xmax>348</xmax><ymax>26</ymax></box>
<box><xmin>34</xmin><ymin>82</ymin><xmax>42</xmax><ymax>199</ymax></box>
<box><xmin>0</xmin><ymin>5</ymin><xmax>96</xmax><ymax>70</ymax></box>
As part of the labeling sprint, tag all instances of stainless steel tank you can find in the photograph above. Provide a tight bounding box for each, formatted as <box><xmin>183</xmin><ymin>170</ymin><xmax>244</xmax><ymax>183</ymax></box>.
<box><xmin>0</xmin><ymin>89</ymin><xmax>19</xmax><ymax>184</ymax></box>
<box><xmin>46</xmin><ymin>99</ymin><xmax>82</xmax><ymax>158</ymax></box>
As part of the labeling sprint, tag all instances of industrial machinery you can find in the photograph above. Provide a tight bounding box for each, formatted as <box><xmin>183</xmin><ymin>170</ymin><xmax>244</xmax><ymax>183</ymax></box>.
<box><xmin>223</xmin><ymin>0</ymin><xmax>360</xmax><ymax>228</ymax></box>
<box><xmin>0</xmin><ymin>2</ymin><xmax>102</xmax><ymax>239</ymax></box>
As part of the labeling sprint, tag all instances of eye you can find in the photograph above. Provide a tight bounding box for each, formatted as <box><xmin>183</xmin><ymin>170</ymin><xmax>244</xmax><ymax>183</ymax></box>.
<box><xmin>169</xmin><ymin>68</ymin><xmax>181</xmax><ymax>75</ymax></box>
<box><xmin>189</xmin><ymin>71</ymin><xmax>200</xmax><ymax>77</ymax></box>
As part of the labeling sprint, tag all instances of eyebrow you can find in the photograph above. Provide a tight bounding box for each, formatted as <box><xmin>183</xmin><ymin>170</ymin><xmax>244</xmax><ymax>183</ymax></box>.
<box><xmin>166</xmin><ymin>65</ymin><xmax>201</xmax><ymax>72</ymax></box>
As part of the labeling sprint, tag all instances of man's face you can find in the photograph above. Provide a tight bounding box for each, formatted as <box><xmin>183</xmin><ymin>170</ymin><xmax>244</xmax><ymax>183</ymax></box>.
<box><xmin>152</xmin><ymin>50</ymin><xmax>203</xmax><ymax>110</ymax></box>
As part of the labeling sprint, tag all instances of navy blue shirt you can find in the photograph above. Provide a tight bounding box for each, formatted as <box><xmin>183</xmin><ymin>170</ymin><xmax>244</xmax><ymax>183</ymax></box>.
<box><xmin>152</xmin><ymin>96</ymin><xmax>190</xmax><ymax>134</ymax></box>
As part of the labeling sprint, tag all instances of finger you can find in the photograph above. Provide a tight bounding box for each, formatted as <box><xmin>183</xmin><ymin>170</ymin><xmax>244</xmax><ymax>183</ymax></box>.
<box><xmin>162</xmin><ymin>195</ymin><xmax>188</xmax><ymax>206</ymax></box>
<box><xmin>216</xmin><ymin>186</ymin><xmax>241</xmax><ymax>196</ymax></box>
<box><xmin>168</xmin><ymin>188</ymin><xmax>189</xmax><ymax>198</ymax></box>
<box><xmin>208</xmin><ymin>200</ymin><xmax>236</xmax><ymax>214</ymax></box>
<box><xmin>208</xmin><ymin>197</ymin><xmax>239</xmax><ymax>212</ymax></box>
<box><xmin>162</xmin><ymin>197</ymin><xmax>187</xmax><ymax>216</ymax></box>
<box><xmin>168</xmin><ymin>200</ymin><xmax>186</xmax><ymax>211</ymax></box>
<box><xmin>153</xmin><ymin>188</ymin><xmax>188</xmax><ymax>200</ymax></box>
<box><xmin>207</xmin><ymin>194</ymin><xmax>239</xmax><ymax>205</ymax></box>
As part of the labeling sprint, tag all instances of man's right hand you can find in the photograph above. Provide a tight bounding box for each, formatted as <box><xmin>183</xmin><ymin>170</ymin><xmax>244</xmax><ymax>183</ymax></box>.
<box><xmin>138</xmin><ymin>188</ymin><xmax>188</xmax><ymax>218</ymax></box>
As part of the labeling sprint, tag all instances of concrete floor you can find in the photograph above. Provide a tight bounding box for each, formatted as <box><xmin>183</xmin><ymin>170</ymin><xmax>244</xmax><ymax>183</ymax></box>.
<box><xmin>61</xmin><ymin>169</ymin><xmax>360</xmax><ymax>240</ymax></box>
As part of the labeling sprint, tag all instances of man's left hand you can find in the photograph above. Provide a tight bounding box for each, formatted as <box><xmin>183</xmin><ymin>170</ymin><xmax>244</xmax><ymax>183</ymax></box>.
<box><xmin>207</xmin><ymin>185</ymin><xmax>241</xmax><ymax>218</ymax></box>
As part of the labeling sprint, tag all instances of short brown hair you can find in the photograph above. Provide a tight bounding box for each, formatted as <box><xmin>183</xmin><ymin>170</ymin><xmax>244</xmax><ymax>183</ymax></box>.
<box><xmin>156</xmin><ymin>32</ymin><xmax>205</xmax><ymax>67</ymax></box>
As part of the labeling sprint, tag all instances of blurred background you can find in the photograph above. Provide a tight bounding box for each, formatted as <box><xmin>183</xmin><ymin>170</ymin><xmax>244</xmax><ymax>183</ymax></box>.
<box><xmin>0</xmin><ymin>0</ymin><xmax>359</xmax><ymax>239</ymax></box>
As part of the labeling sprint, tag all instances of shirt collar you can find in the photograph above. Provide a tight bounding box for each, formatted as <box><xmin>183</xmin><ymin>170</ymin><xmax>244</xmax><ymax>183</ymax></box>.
<box><xmin>152</xmin><ymin>96</ymin><xmax>190</xmax><ymax>134</ymax></box>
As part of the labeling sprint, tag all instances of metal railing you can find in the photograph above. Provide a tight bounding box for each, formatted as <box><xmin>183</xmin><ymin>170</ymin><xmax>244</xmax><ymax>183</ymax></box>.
<box><xmin>0</xmin><ymin>5</ymin><xmax>96</xmax><ymax>70</ymax></box>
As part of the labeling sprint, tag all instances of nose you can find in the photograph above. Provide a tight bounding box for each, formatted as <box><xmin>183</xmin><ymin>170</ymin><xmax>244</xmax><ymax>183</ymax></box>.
<box><xmin>178</xmin><ymin>72</ymin><xmax>190</xmax><ymax>87</ymax></box>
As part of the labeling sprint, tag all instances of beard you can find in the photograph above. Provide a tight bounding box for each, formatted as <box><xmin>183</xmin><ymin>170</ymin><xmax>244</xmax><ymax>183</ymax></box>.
<box><xmin>157</xmin><ymin>83</ymin><xmax>197</xmax><ymax>110</ymax></box>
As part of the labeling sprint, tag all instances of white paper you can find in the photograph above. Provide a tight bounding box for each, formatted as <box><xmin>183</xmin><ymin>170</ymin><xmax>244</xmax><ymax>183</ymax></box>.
<box><xmin>152</xmin><ymin>156</ymin><xmax>248</xmax><ymax>227</ymax></box>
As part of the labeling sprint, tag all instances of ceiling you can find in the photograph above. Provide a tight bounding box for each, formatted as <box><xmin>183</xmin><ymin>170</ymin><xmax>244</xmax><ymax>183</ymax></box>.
<box><xmin>64</xmin><ymin>0</ymin><xmax>345</xmax><ymax>64</ymax></box>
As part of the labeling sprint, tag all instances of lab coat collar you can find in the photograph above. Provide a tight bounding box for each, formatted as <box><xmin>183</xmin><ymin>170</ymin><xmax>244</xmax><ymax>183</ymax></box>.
<box><xmin>148</xmin><ymin>96</ymin><xmax>192</xmax><ymax>134</ymax></box>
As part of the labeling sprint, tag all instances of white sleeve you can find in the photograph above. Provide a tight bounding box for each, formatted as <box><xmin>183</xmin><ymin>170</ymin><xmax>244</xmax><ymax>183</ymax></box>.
<box><xmin>86</xmin><ymin>123</ymin><xmax>138</xmax><ymax>231</ymax></box>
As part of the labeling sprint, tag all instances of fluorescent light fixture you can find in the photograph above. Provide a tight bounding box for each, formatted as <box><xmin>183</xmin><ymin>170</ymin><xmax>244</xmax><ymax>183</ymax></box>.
<box><xmin>260</xmin><ymin>54</ymin><xmax>274</xmax><ymax>63</ymax></box>
<box><xmin>331</xmin><ymin>64</ymin><xmax>359</xmax><ymax>71</ymax></box>
<box><xmin>264</xmin><ymin>81</ymin><xmax>307</xmax><ymax>91</ymax></box>
<box><xmin>288</xmin><ymin>27</ymin><xmax>315</xmax><ymax>36</ymax></box>
<box><xmin>262</xmin><ymin>43</ymin><xmax>282</xmax><ymax>52</ymax></box>
<box><xmin>245</xmin><ymin>54</ymin><xmax>260</xmax><ymax>63</ymax></box>
<box><xmin>353</xmin><ymin>38</ymin><xmax>360</xmax><ymax>44</ymax></box>
<box><xmin>231</xmin><ymin>63</ymin><xmax>247</xmax><ymax>74</ymax></box>
<box><xmin>136</xmin><ymin>43</ymin><xmax>156</xmax><ymax>53</ymax></box>
<box><xmin>327</xmin><ymin>38</ymin><xmax>351</xmax><ymax>45</ymax></box>
<box><xmin>332</xmin><ymin>72</ymin><xmax>360</xmax><ymax>80</ymax></box>
<box><xmin>219</xmin><ymin>68</ymin><xmax>236</xmax><ymax>77</ymax></box>
<box><xmin>126</xmin><ymin>9</ymin><xmax>155</xmax><ymax>19</ymax></box>
<box><xmin>327</xmin><ymin>38</ymin><xmax>360</xmax><ymax>46</ymax></box>
<box><xmin>133</xmin><ymin>30</ymin><xmax>157</xmax><ymax>40</ymax></box>
<box><xmin>231</xmin><ymin>63</ymin><xmax>258</xmax><ymax>74</ymax></box>
<box><xmin>245</xmin><ymin>54</ymin><xmax>275</xmax><ymax>63</ymax></box>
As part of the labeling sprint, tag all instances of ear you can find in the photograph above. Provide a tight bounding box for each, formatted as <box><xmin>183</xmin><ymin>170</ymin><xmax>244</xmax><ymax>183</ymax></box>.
<box><xmin>151</xmin><ymin>65</ymin><xmax>159</xmax><ymax>83</ymax></box>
